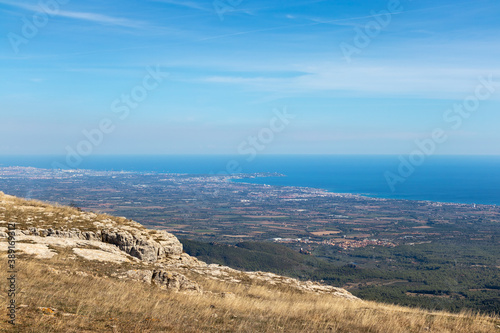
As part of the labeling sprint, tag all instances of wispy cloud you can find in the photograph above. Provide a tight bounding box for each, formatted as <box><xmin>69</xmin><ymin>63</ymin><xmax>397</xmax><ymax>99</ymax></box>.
<box><xmin>0</xmin><ymin>0</ymin><xmax>144</xmax><ymax>28</ymax></box>
<box><xmin>281</xmin><ymin>2</ymin><xmax>470</xmax><ymax>31</ymax></box>
<box><xmin>200</xmin><ymin>64</ymin><xmax>500</xmax><ymax>99</ymax></box>
<box><xmin>150</xmin><ymin>0</ymin><xmax>211</xmax><ymax>12</ymax></box>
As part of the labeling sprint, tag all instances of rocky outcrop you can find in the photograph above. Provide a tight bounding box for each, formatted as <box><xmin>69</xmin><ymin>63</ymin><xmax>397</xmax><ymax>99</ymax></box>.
<box><xmin>29</xmin><ymin>227</ymin><xmax>100</xmax><ymax>241</ymax></box>
<box><xmin>1</xmin><ymin>231</ymin><xmax>136</xmax><ymax>263</ymax></box>
<box><xmin>120</xmin><ymin>269</ymin><xmax>201</xmax><ymax>292</ymax></box>
<box><xmin>101</xmin><ymin>229</ymin><xmax>164</xmax><ymax>262</ymax></box>
<box><xmin>154</xmin><ymin>230</ymin><xmax>184</xmax><ymax>257</ymax></box>
<box><xmin>72</xmin><ymin>248</ymin><xmax>130</xmax><ymax>264</ymax></box>
<box><xmin>0</xmin><ymin>242</ymin><xmax>56</xmax><ymax>259</ymax></box>
<box><xmin>244</xmin><ymin>271</ymin><xmax>358</xmax><ymax>299</ymax></box>
<box><xmin>0</xmin><ymin>192</ymin><xmax>358</xmax><ymax>301</ymax></box>
<box><xmin>20</xmin><ymin>227</ymin><xmax>183</xmax><ymax>263</ymax></box>
<box><xmin>152</xmin><ymin>270</ymin><xmax>201</xmax><ymax>292</ymax></box>
<box><xmin>187</xmin><ymin>264</ymin><xmax>358</xmax><ymax>299</ymax></box>
<box><xmin>3</xmin><ymin>225</ymin><xmax>358</xmax><ymax>299</ymax></box>
<box><xmin>100</xmin><ymin>229</ymin><xmax>183</xmax><ymax>262</ymax></box>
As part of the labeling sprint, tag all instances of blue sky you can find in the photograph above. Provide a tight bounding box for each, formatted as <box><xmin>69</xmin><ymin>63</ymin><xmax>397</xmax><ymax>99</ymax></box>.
<box><xmin>1</xmin><ymin>0</ymin><xmax>499</xmax><ymax>155</ymax></box>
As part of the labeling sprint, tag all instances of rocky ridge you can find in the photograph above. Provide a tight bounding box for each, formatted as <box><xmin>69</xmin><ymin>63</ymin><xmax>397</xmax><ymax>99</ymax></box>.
<box><xmin>0</xmin><ymin>191</ymin><xmax>357</xmax><ymax>299</ymax></box>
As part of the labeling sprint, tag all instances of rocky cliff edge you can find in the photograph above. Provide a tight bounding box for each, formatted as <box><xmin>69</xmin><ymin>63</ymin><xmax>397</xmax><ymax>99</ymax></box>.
<box><xmin>0</xmin><ymin>191</ymin><xmax>357</xmax><ymax>300</ymax></box>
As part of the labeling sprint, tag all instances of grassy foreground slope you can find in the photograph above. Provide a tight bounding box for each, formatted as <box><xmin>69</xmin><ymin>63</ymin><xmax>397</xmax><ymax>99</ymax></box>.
<box><xmin>1</xmin><ymin>257</ymin><xmax>499</xmax><ymax>333</ymax></box>
<box><xmin>0</xmin><ymin>193</ymin><xmax>498</xmax><ymax>332</ymax></box>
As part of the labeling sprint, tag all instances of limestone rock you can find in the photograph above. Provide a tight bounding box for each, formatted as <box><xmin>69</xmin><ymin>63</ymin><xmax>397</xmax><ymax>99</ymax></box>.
<box><xmin>166</xmin><ymin>252</ymin><xmax>207</xmax><ymax>267</ymax></box>
<box><xmin>122</xmin><ymin>269</ymin><xmax>153</xmax><ymax>284</ymax></box>
<box><xmin>4</xmin><ymin>233</ymin><xmax>134</xmax><ymax>261</ymax></box>
<box><xmin>46</xmin><ymin>228</ymin><xmax>99</xmax><ymax>241</ymax></box>
<box><xmin>100</xmin><ymin>229</ymin><xmax>183</xmax><ymax>263</ymax></box>
<box><xmin>0</xmin><ymin>242</ymin><xmax>56</xmax><ymax>259</ymax></box>
<box><xmin>72</xmin><ymin>248</ymin><xmax>130</xmax><ymax>264</ymax></box>
<box><xmin>25</xmin><ymin>227</ymin><xmax>99</xmax><ymax>241</ymax></box>
<box><xmin>101</xmin><ymin>229</ymin><xmax>159</xmax><ymax>262</ymax></box>
<box><xmin>152</xmin><ymin>270</ymin><xmax>201</xmax><ymax>292</ymax></box>
<box><xmin>120</xmin><ymin>269</ymin><xmax>201</xmax><ymax>292</ymax></box>
<box><xmin>16</xmin><ymin>226</ymin><xmax>183</xmax><ymax>263</ymax></box>
<box><xmin>151</xmin><ymin>230</ymin><xmax>183</xmax><ymax>257</ymax></box>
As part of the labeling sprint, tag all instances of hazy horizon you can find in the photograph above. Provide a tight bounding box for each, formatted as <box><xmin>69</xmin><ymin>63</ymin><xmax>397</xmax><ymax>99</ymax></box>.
<box><xmin>1</xmin><ymin>0</ymin><xmax>499</xmax><ymax>156</ymax></box>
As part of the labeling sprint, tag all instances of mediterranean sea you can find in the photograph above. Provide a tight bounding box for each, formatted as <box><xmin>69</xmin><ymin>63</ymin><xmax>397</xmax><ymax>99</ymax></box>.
<box><xmin>0</xmin><ymin>155</ymin><xmax>499</xmax><ymax>206</ymax></box>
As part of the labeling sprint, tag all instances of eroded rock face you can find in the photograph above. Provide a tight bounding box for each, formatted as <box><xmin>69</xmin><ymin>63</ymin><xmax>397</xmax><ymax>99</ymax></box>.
<box><xmin>100</xmin><ymin>229</ymin><xmax>183</xmax><ymax>263</ymax></box>
<box><xmin>72</xmin><ymin>248</ymin><xmax>130</xmax><ymax>264</ymax></box>
<box><xmin>120</xmin><ymin>269</ymin><xmax>201</xmax><ymax>292</ymax></box>
<box><xmin>0</xmin><ymin>242</ymin><xmax>56</xmax><ymax>259</ymax></box>
<box><xmin>43</xmin><ymin>228</ymin><xmax>100</xmax><ymax>241</ymax></box>
<box><xmin>101</xmin><ymin>229</ymin><xmax>160</xmax><ymax>262</ymax></box>
<box><xmin>151</xmin><ymin>270</ymin><xmax>201</xmax><ymax>292</ymax></box>
<box><xmin>0</xmin><ymin>193</ymin><xmax>358</xmax><ymax>301</ymax></box>
<box><xmin>19</xmin><ymin>226</ymin><xmax>183</xmax><ymax>263</ymax></box>
<box><xmin>153</xmin><ymin>230</ymin><xmax>184</xmax><ymax>257</ymax></box>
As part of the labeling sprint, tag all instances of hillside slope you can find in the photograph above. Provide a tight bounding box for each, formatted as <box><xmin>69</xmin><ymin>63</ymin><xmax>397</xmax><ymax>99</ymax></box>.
<box><xmin>0</xmin><ymin>191</ymin><xmax>498</xmax><ymax>332</ymax></box>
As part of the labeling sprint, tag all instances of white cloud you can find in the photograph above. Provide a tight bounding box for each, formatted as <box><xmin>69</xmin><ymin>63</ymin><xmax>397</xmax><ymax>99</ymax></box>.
<box><xmin>0</xmin><ymin>0</ymin><xmax>144</xmax><ymax>28</ymax></box>
<box><xmin>150</xmin><ymin>0</ymin><xmax>210</xmax><ymax>12</ymax></box>
<box><xmin>198</xmin><ymin>63</ymin><xmax>500</xmax><ymax>100</ymax></box>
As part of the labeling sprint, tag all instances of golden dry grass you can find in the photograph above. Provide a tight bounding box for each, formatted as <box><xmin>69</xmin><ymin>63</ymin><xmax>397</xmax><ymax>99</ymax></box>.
<box><xmin>0</xmin><ymin>192</ymin><xmax>142</xmax><ymax>233</ymax></box>
<box><xmin>0</xmin><ymin>255</ymin><xmax>498</xmax><ymax>333</ymax></box>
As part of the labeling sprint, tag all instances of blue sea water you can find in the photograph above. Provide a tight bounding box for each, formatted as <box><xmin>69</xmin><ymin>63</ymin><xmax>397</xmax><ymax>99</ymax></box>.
<box><xmin>0</xmin><ymin>155</ymin><xmax>499</xmax><ymax>206</ymax></box>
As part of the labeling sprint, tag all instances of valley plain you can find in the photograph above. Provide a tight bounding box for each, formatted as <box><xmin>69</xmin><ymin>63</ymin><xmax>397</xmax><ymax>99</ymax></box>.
<box><xmin>1</xmin><ymin>166</ymin><xmax>499</xmax><ymax>314</ymax></box>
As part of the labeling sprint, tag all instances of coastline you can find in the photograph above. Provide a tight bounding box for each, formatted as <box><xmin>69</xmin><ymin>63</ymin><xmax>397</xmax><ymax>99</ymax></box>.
<box><xmin>230</xmin><ymin>177</ymin><xmax>498</xmax><ymax>209</ymax></box>
<box><xmin>0</xmin><ymin>164</ymin><xmax>498</xmax><ymax>207</ymax></box>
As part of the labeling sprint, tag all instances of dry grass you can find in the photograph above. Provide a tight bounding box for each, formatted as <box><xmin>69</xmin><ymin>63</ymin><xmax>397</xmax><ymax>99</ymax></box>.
<box><xmin>0</xmin><ymin>192</ymin><xmax>141</xmax><ymax>233</ymax></box>
<box><xmin>0</xmin><ymin>255</ymin><xmax>498</xmax><ymax>333</ymax></box>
